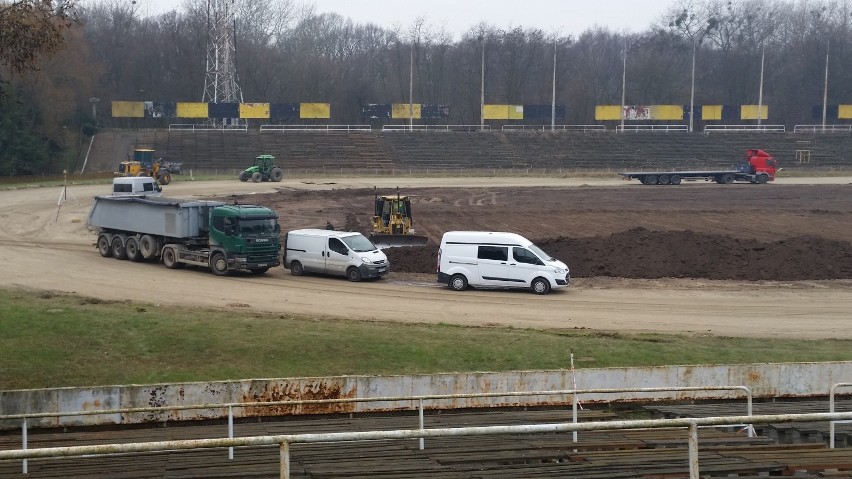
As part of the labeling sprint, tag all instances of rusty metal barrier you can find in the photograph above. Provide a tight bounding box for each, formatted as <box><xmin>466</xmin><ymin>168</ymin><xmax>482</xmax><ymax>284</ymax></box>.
<box><xmin>1</xmin><ymin>385</ymin><xmax>752</xmax><ymax>474</ymax></box>
<box><xmin>2</xmin><ymin>412</ymin><xmax>852</xmax><ymax>479</ymax></box>
<box><xmin>830</xmin><ymin>382</ymin><xmax>852</xmax><ymax>448</ymax></box>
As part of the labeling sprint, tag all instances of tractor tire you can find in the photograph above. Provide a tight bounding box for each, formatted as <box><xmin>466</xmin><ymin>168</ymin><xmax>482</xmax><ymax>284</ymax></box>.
<box><xmin>239</xmin><ymin>171</ymin><xmax>248</xmax><ymax>182</ymax></box>
<box><xmin>449</xmin><ymin>274</ymin><xmax>468</xmax><ymax>291</ymax></box>
<box><xmin>124</xmin><ymin>237</ymin><xmax>142</xmax><ymax>262</ymax></box>
<box><xmin>290</xmin><ymin>261</ymin><xmax>304</xmax><ymax>276</ymax></box>
<box><xmin>531</xmin><ymin>277</ymin><xmax>551</xmax><ymax>295</ymax></box>
<box><xmin>158</xmin><ymin>170</ymin><xmax>172</xmax><ymax>185</ymax></box>
<box><xmin>97</xmin><ymin>234</ymin><xmax>112</xmax><ymax>257</ymax></box>
<box><xmin>251</xmin><ymin>172</ymin><xmax>262</xmax><ymax>183</ymax></box>
<box><xmin>270</xmin><ymin>167</ymin><xmax>283</xmax><ymax>182</ymax></box>
<box><xmin>210</xmin><ymin>252</ymin><xmax>230</xmax><ymax>276</ymax></box>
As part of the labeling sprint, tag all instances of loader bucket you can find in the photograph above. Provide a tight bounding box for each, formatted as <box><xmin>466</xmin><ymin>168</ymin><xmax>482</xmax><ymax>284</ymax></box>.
<box><xmin>370</xmin><ymin>233</ymin><xmax>429</xmax><ymax>249</ymax></box>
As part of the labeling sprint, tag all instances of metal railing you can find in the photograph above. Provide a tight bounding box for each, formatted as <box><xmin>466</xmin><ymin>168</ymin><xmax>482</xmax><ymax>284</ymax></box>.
<box><xmin>830</xmin><ymin>382</ymin><xmax>852</xmax><ymax>448</ymax></box>
<box><xmin>704</xmin><ymin>124</ymin><xmax>786</xmax><ymax>133</ymax></box>
<box><xmin>501</xmin><ymin>124</ymin><xmax>606</xmax><ymax>132</ymax></box>
<box><xmin>3</xmin><ymin>412</ymin><xmax>852</xmax><ymax>479</ymax></box>
<box><xmin>793</xmin><ymin>124</ymin><xmax>852</xmax><ymax>133</ymax></box>
<box><xmin>168</xmin><ymin>123</ymin><xmax>247</xmax><ymax>132</ymax></box>
<box><xmin>616</xmin><ymin>124</ymin><xmax>688</xmax><ymax>132</ymax></box>
<box><xmin>381</xmin><ymin>124</ymin><xmax>490</xmax><ymax>132</ymax></box>
<box><xmin>259</xmin><ymin>124</ymin><xmax>371</xmax><ymax>132</ymax></box>
<box><xmin>2</xmin><ymin>385</ymin><xmax>752</xmax><ymax>473</ymax></box>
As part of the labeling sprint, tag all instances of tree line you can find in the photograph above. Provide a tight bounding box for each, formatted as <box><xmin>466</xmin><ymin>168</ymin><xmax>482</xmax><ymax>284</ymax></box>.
<box><xmin>1</xmin><ymin>0</ymin><xmax>850</xmax><ymax>175</ymax></box>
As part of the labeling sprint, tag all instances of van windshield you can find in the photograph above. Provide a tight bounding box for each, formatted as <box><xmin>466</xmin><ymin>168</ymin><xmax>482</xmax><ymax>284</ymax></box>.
<box><xmin>529</xmin><ymin>244</ymin><xmax>555</xmax><ymax>262</ymax></box>
<box><xmin>342</xmin><ymin>234</ymin><xmax>377</xmax><ymax>252</ymax></box>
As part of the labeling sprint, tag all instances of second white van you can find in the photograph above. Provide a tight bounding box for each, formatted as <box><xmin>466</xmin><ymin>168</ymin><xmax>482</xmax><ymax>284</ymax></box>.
<box><xmin>437</xmin><ymin>231</ymin><xmax>570</xmax><ymax>295</ymax></box>
<box><xmin>111</xmin><ymin>177</ymin><xmax>162</xmax><ymax>197</ymax></box>
<box><xmin>284</xmin><ymin>229</ymin><xmax>389</xmax><ymax>281</ymax></box>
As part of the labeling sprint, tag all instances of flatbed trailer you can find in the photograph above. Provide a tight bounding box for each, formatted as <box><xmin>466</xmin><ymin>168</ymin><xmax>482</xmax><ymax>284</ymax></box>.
<box><xmin>619</xmin><ymin>149</ymin><xmax>778</xmax><ymax>186</ymax></box>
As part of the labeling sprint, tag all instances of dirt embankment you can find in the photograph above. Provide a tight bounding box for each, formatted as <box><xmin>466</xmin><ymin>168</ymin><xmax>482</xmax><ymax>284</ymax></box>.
<box><xmin>385</xmin><ymin>227</ymin><xmax>852</xmax><ymax>281</ymax></box>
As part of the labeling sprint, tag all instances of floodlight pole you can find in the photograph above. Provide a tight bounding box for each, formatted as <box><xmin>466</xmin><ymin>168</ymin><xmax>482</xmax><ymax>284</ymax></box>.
<box><xmin>757</xmin><ymin>44</ymin><xmax>765</xmax><ymax>128</ymax></box>
<box><xmin>689</xmin><ymin>37</ymin><xmax>696</xmax><ymax>132</ymax></box>
<box><xmin>409</xmin><ymin>45</ymin><xmax>414</xmax><ymax>131</ymax></box>
<box><xmin>822</xmin><ymin>41</ymin><xmax>830</xmax><ymax>133</ymax></box>
<box><xmin>620</xmin><ymin>41</ymin><xmax>627</xmax><ymax>132</ymax></box>
<box><xmin>551</xmin><ymin>38</ymin><xmax>557</xmax><ymax>131</ymax></box>
<box><xmin>480</xmin><ymin>38</ymin><xmax>485</xmax><ymax>131</ymax></box>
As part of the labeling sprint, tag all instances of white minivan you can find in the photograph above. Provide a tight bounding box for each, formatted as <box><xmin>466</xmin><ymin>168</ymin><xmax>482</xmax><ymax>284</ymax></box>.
<box><xmin>111</xmin><ymin>177</ymin><xmax>162</xmax><ymax>197</ymax></box>
<box><xmin>437</xmin><ymin>231</ymin><xmax>570</xmax><ymax>295</ymax></box>
<box><xmin>284</xmin><ymin>229</ymin><xmax>389</xmax><ymax>281</ymax></box>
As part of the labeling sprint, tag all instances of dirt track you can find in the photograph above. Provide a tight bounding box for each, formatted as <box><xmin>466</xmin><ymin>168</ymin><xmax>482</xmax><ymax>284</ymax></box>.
<box><xmin>1</xmin><ymin>176</ymin><xmax>851</xmax><ymax>339</ymax></box>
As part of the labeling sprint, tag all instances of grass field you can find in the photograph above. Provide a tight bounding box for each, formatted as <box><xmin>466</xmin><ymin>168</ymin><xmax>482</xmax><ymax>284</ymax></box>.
<box><xmin>2</xmin><ymin>288</ymin><xmax>851</xmax><ymax>391</ymax></box>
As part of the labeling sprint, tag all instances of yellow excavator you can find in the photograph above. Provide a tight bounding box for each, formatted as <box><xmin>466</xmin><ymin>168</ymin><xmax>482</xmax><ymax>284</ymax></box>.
<box><xmin>370</xmin><ymin>188</ymin><xmax>428</xmax><ymax>247</ymax></box>
<box><xmin>115</xmin><ymin>149</ymin><xmax>181</xmax><ymax>186</ymax></box>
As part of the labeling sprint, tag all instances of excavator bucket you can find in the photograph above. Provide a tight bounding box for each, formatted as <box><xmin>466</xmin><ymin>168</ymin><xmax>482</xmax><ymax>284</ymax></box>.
<box><xmin>370</xmin><ymin>233</ymin><xmax>428</xmax><ymax>249</ymax></box>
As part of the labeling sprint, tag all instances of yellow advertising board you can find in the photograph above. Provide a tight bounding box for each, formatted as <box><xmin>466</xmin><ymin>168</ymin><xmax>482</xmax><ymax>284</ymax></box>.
<box><xmin>300</xmin><ymin>103</ymin><xmax>331</xmax><ymax>119</ymax></box>
<box><xmin>594</xmin><ymin>105</ymin><xmax>622</xmax><ymax>121</ymax></box>
<box><xmin>176</xmin><ymin>102</ymin><xmax>209</xmax><ymax>118</ymax></box>
<box><xmin>838</xmin><ymin>105</ymin><xmax>852</xmax><ymax>120</ymax></box>
<box><xmin>239</xmin><ymin>103</ymin><xmax>270</xmax><ymax>119</ymax></box>
<box><xmin>392</xmin><ymin>103</ymin><xmax>422</xmax><ymax>119</ymax></box>
<box><xmin>702</xmin><ymin>105</ymin><xmax>723</xmax><ymax>121</ymax></box>
<box><xmin>483</xmin><ymin>105</ymin><xmax>523</xmax><ymax>120</ymax></box>
<box><xmin>649</xmin><ymin>105</ymin><xmax>684</xmax><ymax>120</ymax></box>
<box><xmin>741</xmin><ymin>105</ymin><xmax>768</xmax><ymax>120</ymax></box>
<box><xmin>111</xmin><ymin>101</ymin><xmax>144</xmax><ymax>118</ymax></box>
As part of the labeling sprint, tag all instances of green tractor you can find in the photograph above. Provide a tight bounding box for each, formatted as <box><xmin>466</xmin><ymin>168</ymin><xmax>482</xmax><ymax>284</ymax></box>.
<box><xmin>239</xmin><ymin>154</ymin><xmax>284</xmax><ymax>183</ymax></box>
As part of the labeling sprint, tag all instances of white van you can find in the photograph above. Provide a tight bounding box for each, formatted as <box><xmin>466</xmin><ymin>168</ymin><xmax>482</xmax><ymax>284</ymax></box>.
<box><xmin>111</xmin><ymin>177</ymin><xmax>162</xmax><ymax>197</ymax></box>
<box><xmin>437</xmin><ymin>231</ymin><xmax>570</xmax><ymax>295</ymax></box>
<box><xmin>284</xmin><ymin>229</ymin><xmax>389</xmax><ymax>281</ymax></box>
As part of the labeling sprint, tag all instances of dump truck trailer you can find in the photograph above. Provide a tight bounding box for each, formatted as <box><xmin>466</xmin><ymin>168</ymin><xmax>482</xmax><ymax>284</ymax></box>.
<box><xmin>87</xmin><ymin>196</ymin><xmax>280</xmax><ymax>275</ymax></box>
<box><xmin>619</xmin><ymin>149</ymin><xmax>778</xmax><ymax>185</ymax></box>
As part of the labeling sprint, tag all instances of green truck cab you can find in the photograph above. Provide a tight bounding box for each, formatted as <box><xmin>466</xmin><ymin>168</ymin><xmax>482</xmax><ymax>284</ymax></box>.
<box><xmin>209</xmin><ymin>205</ymin><xmax>281</xmax><ymax>275</ymax></box>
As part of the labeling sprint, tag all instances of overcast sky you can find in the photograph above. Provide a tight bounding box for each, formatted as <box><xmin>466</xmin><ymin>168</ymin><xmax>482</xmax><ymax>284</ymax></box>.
<box><xmin>139</xmin><ymin>0</ymin><xmax>677</xmax><ymax>38</ymax></box>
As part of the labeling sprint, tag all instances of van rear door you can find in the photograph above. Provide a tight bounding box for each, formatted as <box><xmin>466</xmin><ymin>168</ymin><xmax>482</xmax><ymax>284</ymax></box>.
<box><xmin>476</xmin><ymin>245</ymin><xmax>509</xmax><ymax>285</ymax></box>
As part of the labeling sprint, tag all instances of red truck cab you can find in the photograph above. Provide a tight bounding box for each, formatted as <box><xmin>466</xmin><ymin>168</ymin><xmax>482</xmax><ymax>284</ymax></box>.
<box><xmin>744</xmin><ymin>149</ymin><xmax>779</xmax><ymax>181</ymax></box>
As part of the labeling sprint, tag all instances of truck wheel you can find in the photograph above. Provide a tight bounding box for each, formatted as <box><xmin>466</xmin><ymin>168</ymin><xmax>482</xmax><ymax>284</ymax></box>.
<box><xmin>670</xmin><ymin>175</ymin><xmax>682</xmax><ymax>185</ymax></box>
<box><xmin>251</xmin><ymin>172</ymin><xmax>262</xmax><ymax>183</ymax></box>
<box><xmin>158</xmin><ymin>170</ymin><xmax>172</xmax><ymax>185</ymax></box>
<box><xmin>719</xmin><ymin>174</ymin><xmax>735</xmax><ymax>184</ymax></box>
<box><xmin>270</xmin><ymin>167</ymin><xmax>283</xmax><ymax>182</ymax></box>
<box><xmin>250</xmin><ymin>267</ymin><xmax>269</xmax><ymax>275</ymax></box>
<box><xmin>449</xmin><ymin>274</ymin><xmax>468</xmax><ymax>291</ymax></box>
<box><xmin>97</xmin><ymin>234</ymin><xmax>113</xmax><ymax>257</ymax></box>
<box><xmin>162</xmin><ymin>246</ymin><xmax>182</xmax><ymax>269</ymax></box>
<box><xmin>531</xmin><ymin>277</ymin><xmax>551</xmax><ymax>295</ymax></box>
<box><xmin>210</xmin><ymin>252</ymin><xmax>230</xmax><ymax>276</ymax></box>
<box><xmin>111</xmin><ymin>237</ymin><xmax>127</xmax><ymax>260</ymax></box>
<box><xmin>346</xmin><ymin>266</ymin><xmax>362</xmax><ymax>282</ymax></box>
<box><xmin>657</xmin><ymin>175</ymin><xmax>670</xmax><ymax>185</ymax></box>
<box><xmin>756</xmin><ymin>173</ymin><xmax>769</xmax><ymax>184</ymax></box>
<box><xmin>125</xmin><ymin>237</ymin><xmax>142</xmax><ymax>262</ymax></box>
<box><xmin>139</xmin><ymin>235</ymin><xmax>158</xmax><ymax>259</ymax></box>
<box><xmin>290</xmin><ymin>261</ymin><xmax>304</xmax><ymax>276</ymax></box>
<box><xmin>643</xmin><ymin>175</ymin><xmax>658</xmax><ymax>185</ymax></box>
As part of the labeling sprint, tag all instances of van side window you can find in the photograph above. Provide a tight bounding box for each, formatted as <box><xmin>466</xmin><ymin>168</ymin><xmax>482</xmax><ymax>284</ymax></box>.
<box><xmin>513</xmin><ymin>247</ymin><xmax>544</xmax><ymax>265</ymax></box>
<box><xmin>329</xmin><ymin>238</ymin><xmax>348</xmax><ymax>256</ymax></box>
<box><xmin>478</xmin><ymin>245</ymin><xmax>507</xmax><ymax>261</ymax></box>
<box><xmin>143</xmin><ymin>182</ymin><xmax>154</xmax><ymax>192</ymax></box>
<box><xmin>114</xmin><ymin>183</ymin><xmax>131</xmax><ymax>193</ymax></box>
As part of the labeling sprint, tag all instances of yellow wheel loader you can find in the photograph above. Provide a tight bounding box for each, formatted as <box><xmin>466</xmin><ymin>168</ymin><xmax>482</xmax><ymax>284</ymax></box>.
<box><xmin>115</xmin><ymin>149</ymin><xmax>182</xmax><ymax>186</ymax></box>
<box><xmin>370</xmin><ymin>188</ymin><xmax>428</xmax><ymax>248</ymax></box>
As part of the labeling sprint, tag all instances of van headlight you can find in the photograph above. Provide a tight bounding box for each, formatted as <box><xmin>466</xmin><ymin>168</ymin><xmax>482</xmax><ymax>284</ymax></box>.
<box><xmin>552</xmin><ymin>267</ymin><xmax>566</xmax><ymax>274</ymax></box>
<box><xmin>361</xmin><ymin>257</ymin><xmax>370</xmax><ymax>263</ymax></box>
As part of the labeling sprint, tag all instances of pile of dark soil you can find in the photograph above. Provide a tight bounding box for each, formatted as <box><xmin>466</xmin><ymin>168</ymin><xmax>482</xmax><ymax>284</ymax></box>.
<box><xmin>384</xmin><ymin>227</ymin><xmax>852</xmax><ymax>281</ymax></box>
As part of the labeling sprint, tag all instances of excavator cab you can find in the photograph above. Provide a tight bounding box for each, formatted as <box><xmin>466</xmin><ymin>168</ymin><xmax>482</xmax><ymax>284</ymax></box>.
<box><xmin>370</xmin><ymin>188</ymin><xmax>428</xmax><ymax>248</ymax></box>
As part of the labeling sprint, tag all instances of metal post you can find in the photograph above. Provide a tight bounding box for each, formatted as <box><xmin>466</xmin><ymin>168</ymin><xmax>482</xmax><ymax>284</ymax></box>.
<box><xmin>419</xmin><ymin>399</ymin><xmax>425</xmax><ymax>450</ymax></box>
<box><xmin>689</xmin><ymin>37</ymin><xmax>696</xmax><ymax>133</ymax></box>
<box><xmin>409</xmin><ymin>45</ymin><xmax>414</xmax><ymax>132</ymax></box>
<box><xmin>620</xmin><ymin>41</ymin><xmax>627</xmax><ymax>132</ymax></box>
<box><xmin>572</xmin><ymin>394</ymin><xmax>578</xmax><ymax>443</ymax></box>
<box><xmin>688</xmin><ymin>422</ymin><xmax>699</xmax><ymax>479</ymax></box>
<box><xmin>746</xmin><ymin>389</ymin><xmax>753</xmax><ymax>437</ymax></box>
<box><xmin>551</xmin><ymin>38</ymin><xmax>557</xmax><ymax>131</ymax></box>
<box><xmin>228</xmin><ymin>406</ymin><xmax>234</xmax><ymax>459</ymax></box>
<box><xmin>22</xmin><ymin>418</ymin><xmax>27</xmax><ymax>474</ymax></box>
<box><xmin>830</xmin><ymin>387</ymin><xmax>835</xmax><ymax>448</ymax></box>
<box><xmin>480</xmin><ymin>38</ymin><xmax>485</xmax><ymax>131</ymax></box>
<box><xmin>757</xmin><ymin>44</ymin><xmax>765</xmax><ymax>128</ymax></box>
<box><xmin>279</xmin><ymin>442</ymin><xmax>290</xmax><ymax>479</ymax></box>
<box><xmin>822</xmin><ymin>42</ymin><xmax>830</xmax><ymax>133</ymax></box>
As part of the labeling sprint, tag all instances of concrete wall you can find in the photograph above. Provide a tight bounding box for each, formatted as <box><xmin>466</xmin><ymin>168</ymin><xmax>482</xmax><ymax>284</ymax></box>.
<box><xmin>2</xmin><ymin>361</ymin><xmax>852</xmax><ymax>430</ymax></box>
